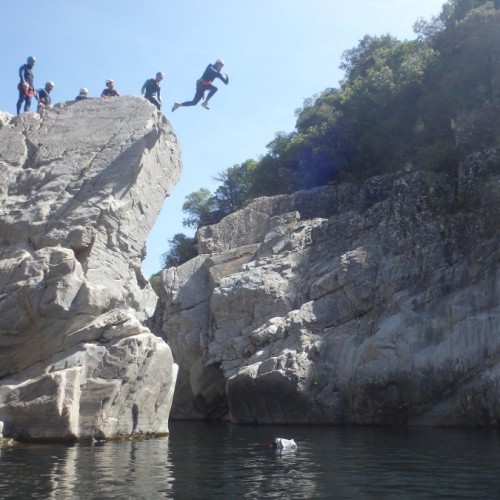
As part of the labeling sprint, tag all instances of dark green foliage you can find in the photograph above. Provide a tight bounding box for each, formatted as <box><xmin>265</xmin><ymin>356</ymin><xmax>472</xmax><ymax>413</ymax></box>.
<box><xmin>272</xmin><ymin>0</ymin><xmax>498</xmax><ymax>183</ymax></box>
<box><xmin>340</xmin><ymin>36</ymin><xmax>440</xmax><ymax>176</ymax></box>
<box><xmin>247</xmin><ymin>151</ymin><xmax>288</xmax><ymax>197</ymax></box>
<box><xmin>181</xmin><ymin>161</ymin><xmax>258</xmax><ymax>230</ymax></box>
<box><xmin>414</xmin><ymin>0</ymin><xmax>500</xmax><ymax>170</ymax></box>
<box><xmin>161</xmin><ymin>233</ymin><xmax>197</xmax><ymax>268</ymax></box>
<box><xmin>181</xmin><ymin>188</ymin><xmax>217</xmax><ymax>228</ymax></box>
<box><xmin>213</xmin><ymin>160</ymin><xmax>257</xmax><ymax>214</ymax></box>
<box><xmin>149</xmin><ymin>271</ymin><xmax>163</xmax><ymax>296</ymax></box>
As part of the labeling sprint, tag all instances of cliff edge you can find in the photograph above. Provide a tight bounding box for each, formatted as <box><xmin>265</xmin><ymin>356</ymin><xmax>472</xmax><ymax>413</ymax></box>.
<box><xmin>0</xmin><ymin>97</ymin><xmax>181</xmax><ymax>440</ymax></box>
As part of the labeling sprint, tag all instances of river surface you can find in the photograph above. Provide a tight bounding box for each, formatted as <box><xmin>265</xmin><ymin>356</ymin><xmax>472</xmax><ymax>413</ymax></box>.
<box><xmin>1</xmin><ymin>422</ymin><xmax>499</xmax><ymax>499</ymax></box>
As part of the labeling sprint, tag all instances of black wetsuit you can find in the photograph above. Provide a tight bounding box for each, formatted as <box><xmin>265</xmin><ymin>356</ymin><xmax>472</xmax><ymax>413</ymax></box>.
<box><xmin>16</xmin><ymin>63</ymin><xmax>35</xmax><ymax>114</ymax></box>
<box><xmin>181</xmin><ymin>63</ymin><xmax>229</xmax><ymax>107</ymax></box>
<box><xmin>141</xmin><ymin>78</ymin><xmax>162</xmax><ymax>110</ymax></box>
<box><xmin>36</xmin><ymin>87</ymin><xmax>52</xmax><ymax>111</ymax></box>
<box><xmin>101</xmin><ymin>88</ymin><xmax>120</xmax><ymax>97</ymax></box>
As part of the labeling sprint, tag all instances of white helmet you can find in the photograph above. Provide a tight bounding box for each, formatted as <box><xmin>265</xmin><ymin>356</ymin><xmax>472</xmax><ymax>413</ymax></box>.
<box><xmin>46</xmin><ymin>81</ymin><xmax>55</xmax><ymax>87</ymax></box>
<box><xmin>80</xmin><ymin>88</ymin><xmax>88</xmax><ymax>94</ymax></box>
<box><xmin>215</xmin><ymin>58</ymin><xmax>225</xmax><ymax>65</ymax></box>
<box><xmin>156</xmin><ymin>72</ymin><xmax>164</xmax><ymax>78</ymax></box>
<box><xmin>106</xmin><ymin>79</ymin><xmax>114</xmax><ymax>85</ymax></box>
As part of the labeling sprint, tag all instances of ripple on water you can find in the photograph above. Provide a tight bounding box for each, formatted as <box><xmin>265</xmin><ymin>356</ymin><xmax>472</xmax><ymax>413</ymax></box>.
<box><xmin>1</xmin><ymin>425</ymin><xmax>500</xmax><ymax>499</ymax></box>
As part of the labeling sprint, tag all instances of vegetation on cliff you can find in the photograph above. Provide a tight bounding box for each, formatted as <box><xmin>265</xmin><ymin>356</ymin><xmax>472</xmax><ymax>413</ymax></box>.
<box><xmin>161</xmin><ymin>0</ymin><xmax>500</xmax><ymax>269</ymax></box>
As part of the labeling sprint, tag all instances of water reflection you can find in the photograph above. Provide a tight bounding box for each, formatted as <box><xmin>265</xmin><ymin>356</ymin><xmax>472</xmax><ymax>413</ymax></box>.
<box><xmin>1</xmin><ymin>424</ymin><xmax>500</xmax><ymax>499</ymax></box>
<box><xmin>0</xmin><ymin>438</ymin><xmax>175</xmax><ymax>499</ymax></box>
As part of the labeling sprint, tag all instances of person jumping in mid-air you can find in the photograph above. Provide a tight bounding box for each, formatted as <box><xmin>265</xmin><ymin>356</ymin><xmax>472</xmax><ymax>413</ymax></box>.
<box><xmin>172</xmin><ymin>59</ymin><xmax>228</xmax><ymax>112</ymax></box>
<box><xmin>141</xmin><ymin>72</ymin><xmax>164</xmax><ymax>110</ymax></box>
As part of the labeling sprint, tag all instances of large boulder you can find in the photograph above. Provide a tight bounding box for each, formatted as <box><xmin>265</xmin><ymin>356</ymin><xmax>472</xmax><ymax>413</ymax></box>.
<box><xmin>0</xmin><ymin>97</ymin><xmax>180</xmax><ymax>440</ymax></box>
<box><xmin>160</xmin><ymin>151</ymin><xmax>500</xmax><ymax>426</ymax></box>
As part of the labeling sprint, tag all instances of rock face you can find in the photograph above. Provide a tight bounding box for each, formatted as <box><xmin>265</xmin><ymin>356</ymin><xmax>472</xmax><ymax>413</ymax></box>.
<box><xmin>160</xmin><ymin>151</ymin><xmax>500</xmax><ymax>426</ymax></box>
<box><xmin>0</xmin><ymin>97</ymin><xmax>180</xmax><ymax>440</ymax></box>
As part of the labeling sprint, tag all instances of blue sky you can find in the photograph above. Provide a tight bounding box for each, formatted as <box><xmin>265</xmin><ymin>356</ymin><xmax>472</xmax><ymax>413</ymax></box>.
<box><xmin>0</xmin><ymin>0</ymin><xmax>444</xmax><ymax>276</ymax></box>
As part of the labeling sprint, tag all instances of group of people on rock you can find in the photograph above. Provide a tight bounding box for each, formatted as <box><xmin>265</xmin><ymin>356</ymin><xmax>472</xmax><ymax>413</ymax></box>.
<box><xmin>16</xmin><ymin>56</ymin><xmax>229</xmax><ymax>115</ymax></box>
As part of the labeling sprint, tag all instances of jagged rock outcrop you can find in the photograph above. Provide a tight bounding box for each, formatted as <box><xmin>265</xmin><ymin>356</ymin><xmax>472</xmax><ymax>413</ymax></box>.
<box><xmin>160</xmin><ymin>150</ymin><xmax>500</xmax><ymax>426</ymax></box>
<box><xmin>0</xmin><ymin>96</ymin><xmax>180</xmax><ymax>440</ymax></box>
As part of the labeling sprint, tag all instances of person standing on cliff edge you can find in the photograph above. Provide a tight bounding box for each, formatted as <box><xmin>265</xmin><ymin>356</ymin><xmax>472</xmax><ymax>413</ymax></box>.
<box><xmin>16</xmin><ymin>56</ymin><xmax>36</xmax><ymax>115</ymax></box>
<box><xmin>171</xmin><ymin>59</ymin><xmax>228</xmax><ymax>112</ymax></box>
<box><xmin>141</xmin><ymin>72</ymin><xmax>164</xmax><ymax>110</ymax></box>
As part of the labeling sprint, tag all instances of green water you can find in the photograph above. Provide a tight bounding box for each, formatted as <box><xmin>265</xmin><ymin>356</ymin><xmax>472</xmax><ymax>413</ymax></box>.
<box><xmin>1</xmin><ymin>422</ymin><xmax>499</xmax><ymax>499</ymax></box>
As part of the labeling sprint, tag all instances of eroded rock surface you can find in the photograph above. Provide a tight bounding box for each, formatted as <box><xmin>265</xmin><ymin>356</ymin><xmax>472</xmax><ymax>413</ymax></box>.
<box><xmin>161</xmin><ymin>151</ymin><xmax>500</xmax><ymax>426</ymax></box>
<box><xmin>0</xmin><ymin>97</ymin><xmax>180</xmax><ymax>440</ymax></box>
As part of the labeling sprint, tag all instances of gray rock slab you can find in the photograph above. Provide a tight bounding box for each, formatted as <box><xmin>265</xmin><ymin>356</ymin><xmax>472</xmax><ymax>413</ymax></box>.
<box><xmin>161</xmin><ymin>153</ymin><xmax>500</xmax><ymax>426</ymax></box>
<box><xmin>0</xmin><ymin>97</ymin><xmax>181</xmax><ymax>440</ymax></box>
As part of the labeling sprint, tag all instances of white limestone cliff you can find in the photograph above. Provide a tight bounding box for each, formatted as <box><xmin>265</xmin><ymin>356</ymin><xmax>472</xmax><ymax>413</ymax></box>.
<box><xmin>160</xmin><ymin>152</ymin><xmax>500</xmax><ymax>426</ymax></box>
<box><xmin>0</xmin><ymin>96</ymin><xmax>180</xmax><ymax>440</ymax></box>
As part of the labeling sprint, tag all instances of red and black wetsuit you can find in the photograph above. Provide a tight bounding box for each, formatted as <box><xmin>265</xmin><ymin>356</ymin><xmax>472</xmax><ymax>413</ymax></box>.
<box><xmin>16</xmin><ymin>63</ymin><xmax>35</xmax><ymax>114</ymax></box>
<box><xmin>181</xmin><ymin>63</ymin><xmax>229</xmax><ymax>106</ymax></box>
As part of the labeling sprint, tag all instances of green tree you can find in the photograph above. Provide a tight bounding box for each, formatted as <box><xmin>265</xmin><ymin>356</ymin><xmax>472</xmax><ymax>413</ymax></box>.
<box><xmin>247</xmin><ymin>150</ymin><xmax>288</xmax><ymax>199</ymax></box>
<box><xmin>340</xmin><ymin>35</ymin><xmax>400</xmax><ymax>82</ymax></box>
<box><xmin>339</xmin><ymin>36</ymin><xmax>439</xmax><ymax>175</ymax></box>
<box><xmin>182</xmin><ymin>188</ymin><xmax>217</xmax><ymax>228</ymax></box>
<box><xmin>417</xmin><ymin>0</ymin><xmax>500</xmax><ymax>163</ymax></box>
<box><xmin>149</xmin><ymin>271</ymin><xmax>163</xmax><ymax>296</ymax></box>
<box><xmin>161</xmin><ymin>233</ymin><xmax>197</xmax><ymax>268</ymax></box>
<box><xmin>439</xmin><ymin>0</ymin><xmax>500</xmax><ymax>29</ymax></box>
<box><xmin>213</xmin><ymin>160</ymin><xmax>257</xmax><ymax>214</ymax></box>
<box><xmin>291</xmin><ymin>89</ymin><xmax>353</xmax><ymax>185</ymax></box>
